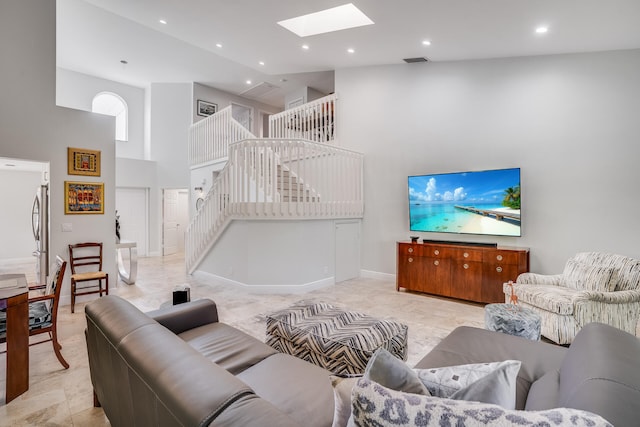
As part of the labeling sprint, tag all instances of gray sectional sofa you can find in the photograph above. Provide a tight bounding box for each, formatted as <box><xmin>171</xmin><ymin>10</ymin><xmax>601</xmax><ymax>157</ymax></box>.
<box><xmin>414</xmin><ymin>323</ymin><xmax>640</xmax><ymax>426</ymax></box>
<box><xmin>85</xmin><ymin>296</ymin><xmax>334</xmax><ymax>426</ymax></box>
<box><xmin>85</xmin><ymin>295</ymin><xmax>640</xmax><ymax>426</ymax></box>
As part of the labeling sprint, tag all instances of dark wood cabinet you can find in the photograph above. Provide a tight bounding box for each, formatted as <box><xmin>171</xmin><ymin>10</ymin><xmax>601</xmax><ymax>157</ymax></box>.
<box><xmin>396</xmin><ymin>241</ymin><xmax>529</xmax><ymax>303</ymax></box>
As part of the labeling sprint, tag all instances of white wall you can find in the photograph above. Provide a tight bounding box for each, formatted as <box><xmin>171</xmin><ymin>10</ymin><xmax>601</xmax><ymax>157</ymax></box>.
<box><xmin>0</xmin><ymin>170</ymin><xmax>44</xmax><ymax>259</ymax></box>
<box><xmin>116</xmin><ymin>157</ymin><xmax>158</xmax><ymax>255</ymax></box>
<box><xmin>193</xmin><ymin>83</ymin><xmax>281</xmax><ymax>135</ymax></box>
<box><xmin>56</xmin><ymin>68</ymin><xmax>146</xmax><ymax>160</ymax></box>
<box><xmin>336</xmin><ymin>49</ymin><xmax>640</xmax><ymax>275</ymax></box>
<box><xmin>150</xmin><ymin>83</ymin><xmax>191</xmax><ymax>188</ymax></box>
<box><xmin>0</xmin><ymin>0</ymin><xmax>116</xmax><ymax>305</ymax></box>
<box><xmin>148</xmin><ymin>83</ymin><xmax>192</xmax><ymax>254</ymax></box>
<box><xmin>284</xmin><ymin>86</ymin><xmax>326</xmax><ymax>109</ymax></box>
<box><xmin>197</xmin><ymin>220</ymin><xmax>335</xmax><ymax>291</ymax></box>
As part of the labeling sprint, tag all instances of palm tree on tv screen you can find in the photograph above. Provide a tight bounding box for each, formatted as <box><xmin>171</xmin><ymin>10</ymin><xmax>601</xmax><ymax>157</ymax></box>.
<box><xmin>502</xmin><ymin>185</ymin><xmax>521</xmax><ymax>209</ymax></box>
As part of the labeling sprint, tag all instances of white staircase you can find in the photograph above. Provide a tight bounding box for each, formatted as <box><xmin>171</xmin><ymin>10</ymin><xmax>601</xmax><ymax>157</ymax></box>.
<box><xmin>186</xmin><ymin>94</ymin><xmax>363</xmax><ymax>273</ymax></box>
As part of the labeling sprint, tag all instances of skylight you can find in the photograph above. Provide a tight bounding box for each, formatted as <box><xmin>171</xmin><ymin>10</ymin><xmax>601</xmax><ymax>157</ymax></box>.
<box><xmin>277</xmin><ymin>3</ymin><xmax>374</xmax><ymax>37</ymax></box>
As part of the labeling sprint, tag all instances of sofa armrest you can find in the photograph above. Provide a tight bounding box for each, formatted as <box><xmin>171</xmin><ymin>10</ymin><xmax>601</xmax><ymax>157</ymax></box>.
<box><xmin>573</xmin><ymin>292</ymin><xmax>640</xmax><ymax>335</ymax></box>
<box><xmin>146</xmin><ymin>299</ymin><xmax>219</xmax><ymax>335</ymax></box>
<box><xmin>516</xmin><ymin>273</ymin><xmax>563</xmax><ymax>286</ymax></box>
<box><xmin>576</xmin><ymin>289</ymin><xmax>640</xmax><ymax>304</ymax></box>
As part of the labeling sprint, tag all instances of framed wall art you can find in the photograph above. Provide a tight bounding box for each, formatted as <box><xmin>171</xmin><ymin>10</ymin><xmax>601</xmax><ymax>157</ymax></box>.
<box><xmin>197</xmin><ymin>99</ymin><xmax>218</xmax><ymax>117</ymax></box>
<box><xmin>65</xmin><ymin>181</ymin><xmax>104</xmax><ymax>214</ymax></box>
<box><xmin>68</xmin><ymin>147</ymin><xmax>101</xmax><ymax>176</ymax></box>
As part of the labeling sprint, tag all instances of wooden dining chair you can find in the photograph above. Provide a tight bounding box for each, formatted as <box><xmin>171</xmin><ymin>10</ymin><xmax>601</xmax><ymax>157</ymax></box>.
<box><xmin>0</xmin><ymin>255</ymin><xmax>69</xmax><ymax>369</ymax></box>
<box><xmin>68</xmin><ymin>242</ymin><xmax>109</xmax><ymax>313</ymax></box>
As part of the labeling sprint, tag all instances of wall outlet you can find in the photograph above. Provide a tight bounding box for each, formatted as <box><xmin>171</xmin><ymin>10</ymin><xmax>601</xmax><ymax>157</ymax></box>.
<box><xmin>61</xmin><ymin>223</ymin><xmax>72</xmax><ymax>232</ymax></box>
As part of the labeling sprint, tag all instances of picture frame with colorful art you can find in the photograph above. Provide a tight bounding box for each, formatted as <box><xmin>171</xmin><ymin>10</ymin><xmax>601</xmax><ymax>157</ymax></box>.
<box><xmin>65</xmin><ymin>181</ymin><xmax>104</xmax><ymax>214</ymax></box>
<box><xmin>67</xmin><ymin>147</ymin><xmax>101</xmax><ymax>176</ymax></box>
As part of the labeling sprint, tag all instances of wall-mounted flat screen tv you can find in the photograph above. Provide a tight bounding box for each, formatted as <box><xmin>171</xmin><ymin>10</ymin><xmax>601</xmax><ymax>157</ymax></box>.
<box><xmin>408</xmin><ymin>167</ymin><xmax>521</xmax><ymax>237</ymax></box>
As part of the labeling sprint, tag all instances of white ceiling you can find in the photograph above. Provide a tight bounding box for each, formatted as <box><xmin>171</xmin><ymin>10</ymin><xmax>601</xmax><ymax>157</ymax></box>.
<box><xmin>57</xmin><ymin>0</ymin><xmax>640</xmax><ymax>108</ymax></box>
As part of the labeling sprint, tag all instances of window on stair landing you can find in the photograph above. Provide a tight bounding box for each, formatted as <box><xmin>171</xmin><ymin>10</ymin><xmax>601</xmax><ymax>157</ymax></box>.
<box><xmin>92</xmin><ymin>92</ymin><xmax>128</xmax><ymax>141</ymax></box>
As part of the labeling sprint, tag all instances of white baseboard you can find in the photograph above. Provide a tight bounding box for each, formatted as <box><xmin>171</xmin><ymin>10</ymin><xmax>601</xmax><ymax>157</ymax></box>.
<box><xmin>192</xmin><ymin>270</ymin><xmax>335</xmax><ymax>294</ymax></box>
<box><xmin>360</xmin><ymin>269</ymin><xmax>396</xmax><ymax>281</ymax></box>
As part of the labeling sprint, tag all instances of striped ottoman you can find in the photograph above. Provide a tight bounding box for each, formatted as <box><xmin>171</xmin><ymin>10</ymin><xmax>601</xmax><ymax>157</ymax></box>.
<box><xmin>265</xmin><ymin>302</ymin><xmax>408</xmax><ymax>375</ymax></box>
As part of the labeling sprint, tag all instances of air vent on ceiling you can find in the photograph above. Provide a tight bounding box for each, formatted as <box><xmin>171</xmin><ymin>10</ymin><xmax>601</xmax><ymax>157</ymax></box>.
<box><xmin>239</xmin><ymin>81</ymin><xmax>279</xmax><ymax>99</ymax></box>
<box><xmin>403</xmin><ymin>57</ymin><xmax>429</xmax><ymax>63</ymax></box>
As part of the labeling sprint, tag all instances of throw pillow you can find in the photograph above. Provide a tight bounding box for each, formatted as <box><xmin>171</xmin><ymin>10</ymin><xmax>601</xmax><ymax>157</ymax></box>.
<box><xmin>562</xmin><ymin>260</ymin><xmax>617</xmax><ymax>292</ymax></box>
<box><xmin>415</xmin><ymin>360</ymin><xmax>521</xmax><ymax>409</ymax></box>
<box><xmin>330</xmin><ymin>375</ymin><xmax>360</xmax><ymax>427</ymax></box>
<box><xmin>348</xmin><ymin>378</ymin><xmax>613</xmax><ymax>427</ymax></box>
<box><xmin>363</xmin><ymin>349</ymin><xmax>520</xmax><ymax>409</ymax></box>
<box><xmin>363</xmin><ymin>348</ymin><xmax>429</xmax><ymax>395</ymax></box>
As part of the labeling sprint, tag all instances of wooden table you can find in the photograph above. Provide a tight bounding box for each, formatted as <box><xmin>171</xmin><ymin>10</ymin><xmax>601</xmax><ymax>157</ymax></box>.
<box><xmin>0</xmin><ymin>274</ymin><xmax>29</xmax><ymax>404</ymax></box>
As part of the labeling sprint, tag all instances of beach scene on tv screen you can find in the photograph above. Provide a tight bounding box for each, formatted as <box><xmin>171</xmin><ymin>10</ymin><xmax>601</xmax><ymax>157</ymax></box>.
<box><xmin>408</xmin><ymin>168</ymin><xmax>521</xmax><ymax>237</ymax></box>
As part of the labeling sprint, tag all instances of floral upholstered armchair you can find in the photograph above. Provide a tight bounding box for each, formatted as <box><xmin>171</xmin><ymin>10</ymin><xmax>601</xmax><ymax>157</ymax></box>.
<box><xmin>503</xmin><ymin>252</ymin><xmax>640</xmax><ymax>344</ymax></box>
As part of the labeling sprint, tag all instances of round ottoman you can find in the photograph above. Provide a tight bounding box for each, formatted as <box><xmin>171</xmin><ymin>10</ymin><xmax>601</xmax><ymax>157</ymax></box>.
<box><xmin>484</xmin><ymin>303</ymin><xmax>541</xmax><ymax>341</ymax></box>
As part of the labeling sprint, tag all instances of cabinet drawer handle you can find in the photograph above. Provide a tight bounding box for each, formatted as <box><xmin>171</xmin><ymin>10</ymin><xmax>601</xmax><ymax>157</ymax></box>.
<box><xmin>497</xmin><ymin>255</ymin><xmax>503</xmax><ymax>261</ymax></box>
<box><xmin>463</xmin><ymin>252</ymin><xmax>469</xmax><ymax>258</ymax></box>
<box><xmin>496</xmin><ymin>266</ymin><xmax>503</xmax><ymax>273</ymax></box>
<box><xmin>434</xmin><ymin>250</ymin><xmax>440</xmax><ymax>256</ymax></box>
<box><xmin>463</xmin><ymin>263</ymin><xmax>469</xmax><ymax>269</ymax></box>
<box><xmin>434</xmin><ymin>260</ymin><xmax>439</xmax><ymax>266</ymax></box>
<box><xmin>408</xmin><ymin>247</ymin><xmax>413</xmax><ymax>253</ymax></box>
<box><xmin>408</xmin><ymin>257</ymin><xmax>413</xmax><ymax>263</ymax></box>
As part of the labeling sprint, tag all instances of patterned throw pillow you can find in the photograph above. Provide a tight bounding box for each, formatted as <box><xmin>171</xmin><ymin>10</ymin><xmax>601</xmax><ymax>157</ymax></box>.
<box><xmin>562</xmin><ymin>260</ymin><xmax>617</xmax><ymax>292</ymax></box>
<box><xmin>333</xmin><ymin>349</ymin><xmax>522</xmax><ymax>427</ymax></box>
<box><xmin>363</xmin><ymin>349</ymin><xmax>520</xmax><ymax>409</ymax></box>
<box><xmin>414</xmin><ymin>360</ymin><xmax>521</xmax><ymax>405</ymax></box>
<box><xmin>348</xmin><ymin>378</ymin><xmax>613</xmax><ymax>427</ymax></box>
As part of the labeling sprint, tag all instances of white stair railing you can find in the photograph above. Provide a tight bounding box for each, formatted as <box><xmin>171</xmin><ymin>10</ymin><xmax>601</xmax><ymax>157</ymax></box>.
<box><xmin>185</xmin><ymin>138</ymin><xmax>363</xmax><ymax>273</ymax></box>
<box><xmin>269</xmin><ymin>94</ymin><xmax>337</xmax><ymax>144</ymax></box>
<box><xmin>189</xmin><ymin>105</ymin><xmax>255</xmax><ymax>167</ymax></box>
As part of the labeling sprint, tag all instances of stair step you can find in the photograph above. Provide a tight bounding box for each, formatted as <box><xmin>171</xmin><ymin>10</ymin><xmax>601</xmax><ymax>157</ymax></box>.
<box><xmin>281</xmin><ymin>195</ymin><xmax>320</xmax><ymax>202</ymax></box>
<box><xmin>277</xmin><ymin>182</ymin><xmax>306</xmax><ymax>191</ymax></box>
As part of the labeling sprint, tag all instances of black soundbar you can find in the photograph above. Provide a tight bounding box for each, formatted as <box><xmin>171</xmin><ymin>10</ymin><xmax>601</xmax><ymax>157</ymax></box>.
<box><xmin>421</xmin><ymin>239</ymin><xmax>498</xmax><ymax>248</ymax></box>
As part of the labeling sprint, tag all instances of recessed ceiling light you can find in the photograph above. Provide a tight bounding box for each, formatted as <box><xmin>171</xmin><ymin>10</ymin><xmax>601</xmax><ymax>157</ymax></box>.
<box><xmin>259</xmin><ymin>61</ymin><xmax>265</xmax><ymax>66</ymax></box>
<box><xmin>422</xmin><ymin>40</ymin><xmax>431</xmax><ymax>46</ymax></box>
<box><xmin>347</xmin><ymin>48</ymin><xmax>355</xmax><ymax>54</ymax></box>
<box><xmin>535</xmin><ymin>26</ymin><xmax>548</xmax><ymax>34</ymax></box>
<box><xmin>159</xmin><ymin>19</ymin><xmax>167</xmax><ymax>25</ymax></box>
<box><xmin>278</xmin><ymin>3</ymin><xmax>374</xmax><ymax>37</ymax></box>
<box><xmin>302</xmin><ymin>44</ymin><xmax>310</xmax><ymax>50</ymax></box>
<box><xmin>216</xmin><ymin>43</ymin><xmax>223</xmax><ymax>48</ymax></box>
<box><xmin>246</xmin><ymin>80</ymin><xmax>252</xmax><ymax>85</ymax></box>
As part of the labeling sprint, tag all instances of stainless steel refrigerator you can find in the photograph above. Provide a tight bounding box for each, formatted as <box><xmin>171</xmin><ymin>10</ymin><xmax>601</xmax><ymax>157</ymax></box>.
<box><xmin>32</xmin><ymin>184</ymin><xmax>49</xmax><ymax>285</ymax></box>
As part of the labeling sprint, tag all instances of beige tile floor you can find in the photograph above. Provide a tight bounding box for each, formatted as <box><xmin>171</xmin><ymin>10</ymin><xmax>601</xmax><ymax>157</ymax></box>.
<box><xmin>0</xmin><ymin>254</ymin><xmax>485</xmax><ymax>426</ymax></box>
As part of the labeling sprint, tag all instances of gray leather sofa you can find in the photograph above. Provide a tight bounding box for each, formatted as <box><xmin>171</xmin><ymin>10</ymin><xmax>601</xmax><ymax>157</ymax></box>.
<box><xmin>85</xmin><ymin>296</ymin><xmax>334</xmax><ymax>426</ymax></box>
<box><xmin>86</xmin><ymin>296</ymin><xmax>639</xmax><ymax>426</ymax></box>
<box><xmin>414</xmin><ymin>322</ymin><xmax>640</xmax><ymax>427</ymax></box>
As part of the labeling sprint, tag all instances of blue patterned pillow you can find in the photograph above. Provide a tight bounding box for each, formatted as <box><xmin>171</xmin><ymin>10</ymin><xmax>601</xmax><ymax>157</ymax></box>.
<box><xmin>348</xmin><ymin>378</ymin><xmax>612</xmax><ymax>427</ymax></box>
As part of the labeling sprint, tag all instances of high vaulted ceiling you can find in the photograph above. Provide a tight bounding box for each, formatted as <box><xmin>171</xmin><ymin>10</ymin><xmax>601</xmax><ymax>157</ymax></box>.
<box><xmin>57</xmin><ymin>0</ymin><xmax>640</xmax><ymax>108</ymax></box>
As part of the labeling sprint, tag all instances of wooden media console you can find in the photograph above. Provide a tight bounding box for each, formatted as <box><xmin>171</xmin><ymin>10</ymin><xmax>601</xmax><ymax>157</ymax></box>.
<box><xmin>396</xmin><ymin>240</ymin><xmax>529</xmax><ymax>303</ymax></box>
